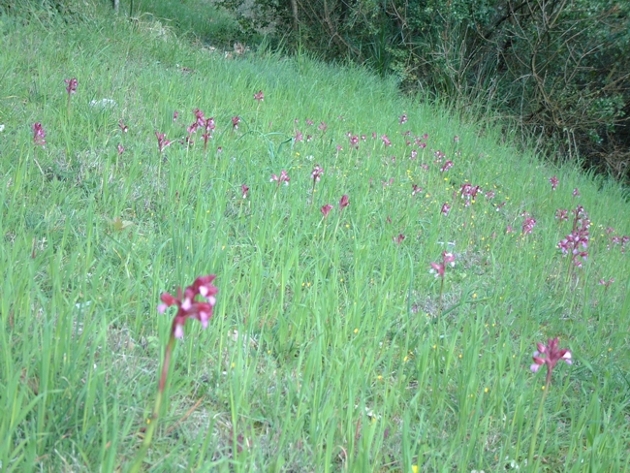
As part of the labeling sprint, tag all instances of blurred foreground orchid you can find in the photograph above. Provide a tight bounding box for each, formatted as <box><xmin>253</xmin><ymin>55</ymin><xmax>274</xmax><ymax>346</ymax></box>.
<box><xmin>130</xmin><ymin>275</ymin><xmax>218</xmax><ymax>472</ymax></box>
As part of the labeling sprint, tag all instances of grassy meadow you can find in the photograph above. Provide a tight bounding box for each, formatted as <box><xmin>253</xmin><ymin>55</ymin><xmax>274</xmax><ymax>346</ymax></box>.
<box><xmin>0</xmin><ymin>4</ymin><xmax>629</xmax><ymax>472</ymax></box>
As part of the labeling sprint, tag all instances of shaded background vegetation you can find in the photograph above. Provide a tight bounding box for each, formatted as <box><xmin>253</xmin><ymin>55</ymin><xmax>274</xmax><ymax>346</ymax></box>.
<box><xmin>215</xmin><ymin>0</ymin><xmax>630</xmax><ymax>182</ymax></box>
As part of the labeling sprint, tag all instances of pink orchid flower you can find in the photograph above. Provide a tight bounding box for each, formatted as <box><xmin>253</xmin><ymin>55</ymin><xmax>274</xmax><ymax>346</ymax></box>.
<box><xmin>321</xmin><ymin>204</ymin><xmax>333</xmax><ymax>217</ymax></box>
<box><xmin>158</xmin><ymin>275</ymin><xmax>219</xmax><ymax>339</ymax></box>
<box><xmin>33</xmin><ymin>122</ymin><xmax>46</xmax><ymax>146</ymax></box>
<box><xmin>271</xmin><ymin>170</ymin><xmax>290</xmax><ymax>186</ymax></box>
<box><xmin>530</xmin><ymin>337</ymin><xmax>572</xmax><ymax>387</ymax></box>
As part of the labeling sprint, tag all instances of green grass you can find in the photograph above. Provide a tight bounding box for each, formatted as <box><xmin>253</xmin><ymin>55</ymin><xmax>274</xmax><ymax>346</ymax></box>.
<box><xmin>1</xmin><ymin>4</ymin><xmax>629</xmax><ymax>472</ymax></box>
<box><xmin>133</xmin><ymin>0</ymin><xmax>242</xmax><ymax>46</ymax></box>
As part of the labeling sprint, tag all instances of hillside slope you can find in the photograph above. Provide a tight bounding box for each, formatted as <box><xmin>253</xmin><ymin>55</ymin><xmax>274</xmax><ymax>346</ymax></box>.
<box><xmin>1</xmin><ymin>5</ymin><xmax>629</xmax><ymax>472</ymax></box>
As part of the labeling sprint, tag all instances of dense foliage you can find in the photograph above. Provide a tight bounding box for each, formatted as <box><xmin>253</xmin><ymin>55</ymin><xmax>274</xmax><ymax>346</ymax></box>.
<box><xmin>217</xmin><ymin>0</ymin><xmax>630</xmax><ymax>181</ymax></box>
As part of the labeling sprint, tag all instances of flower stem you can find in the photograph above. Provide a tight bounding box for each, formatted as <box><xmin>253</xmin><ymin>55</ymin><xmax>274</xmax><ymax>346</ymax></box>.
<box><xmin>527</xmin><ymin>384</ymin><xmax>549</xmax><ymax>468</ymax></box>
<box><xmin>129</xmin><ymin>334</ymin><xmax>176</xmax><ymax>473</ymax></box>
<box><xmin>437</xmin><ymin>276</ymin><xmax>444</xmax><ymax>319</ymax></box>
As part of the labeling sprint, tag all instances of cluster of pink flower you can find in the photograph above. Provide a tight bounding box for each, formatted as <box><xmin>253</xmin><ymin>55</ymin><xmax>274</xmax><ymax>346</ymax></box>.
<box><xmin>273</xmin><ymin>106</ymin><xmax>333</xmax><ymax>145</ymax></box>
<box><xmin>557</xmin><ymin>206</ymin><xmax>590</xmax><ymax>267</ymax></box>
<box><xmin>393</xmin><ymin>233</ymin><xmax>405</xmax><ymax>244</ymax></box>
<box><xmin>522</xmin><ymin>213</ymin><xmax>537</xmax><ymax>235</ymax></box>
<box><xmin>155</xmin><ymin>131</ymin><xmax>172</xmax><ymax>153</ymax></box>
<box><xmin>440</xmin><ymin>160</ymin><xmax>454</xmax><ymax>173</ymax></box>
<box><xmin>459</xmin><ymin>183</ymin><xmax>481</xmax><ymax>206</ymax></box>
<box><xmin>189</xmin><ymin>109</ymin><xmax>216</xmax><ymax>148</ymax></box>
<box><xmin>33</xmin><ymin>122</ymin><xmax>46</xmax><ymax>146</ymax></box>
<box><xmin>430</xmin><ymin>251</ymin><xmax>455</xmax><ymax>278</ymax></box>
<box><xmin>530</xmin><ymin>337</ymin><xmax>572</xmax><ymax>387</ymax></box>
<box><xmin>158</xmin><ymin>275</ymin><xmax>219</xmax><ymax>339</ymax></box>
<box><xmin>555</xmin><ymin>208</ymin><xmax>569</xmax><ymax>221</ymax></box>
<box><xmin>311</xmin><ymin>165</ymin><xmax>324</xmax><ymax>184</ymax></box>
<box><xmin>270</xmin><ymin>170</ymin><xmax>290</xmax><ymax>187</ymax></box>
<box><xmin>65</xmin><ymin>77</ymin><xmax>78</xmax><ymax>95</ymax></box>
<box><xmin>434</xmin><ymin>150</ymin><xmax>446</xmax><ymax>163</ymax></box>
<box><xmin>347</xmin><ymin>133</ymin><xmax>360</xmax><ymax>149</ymax></box>
<box><xmin>599</xmin><ymin>277</ymin><xmax>614</xmax><ymax>287</ymax></box>
<box><xmin>606</xmin><ymin>227</ymin><xmax>630</xmax><ymax>252</ymax></box>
